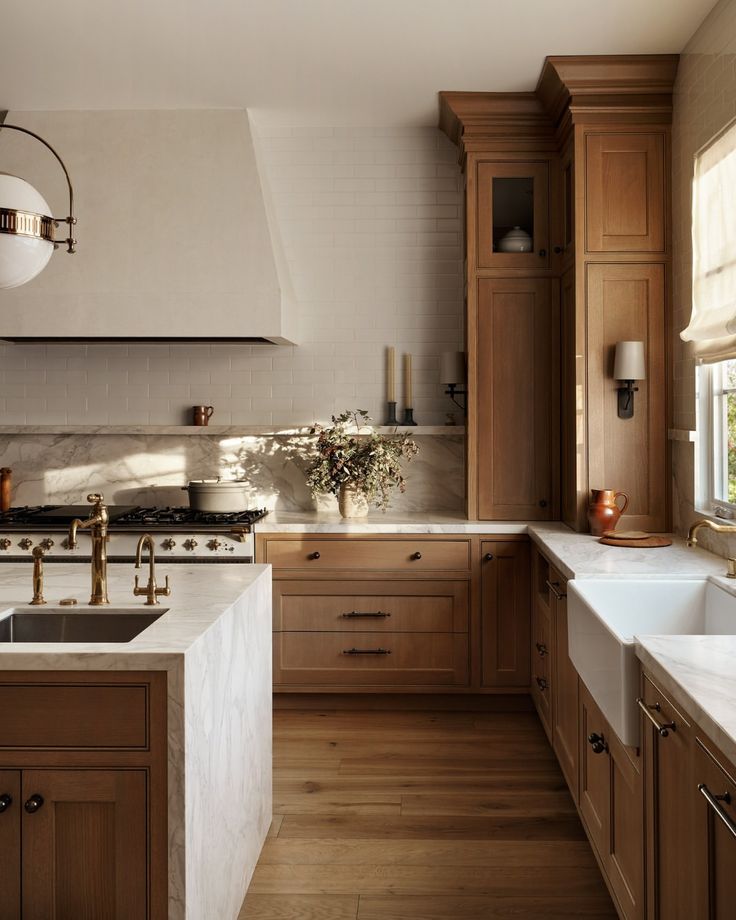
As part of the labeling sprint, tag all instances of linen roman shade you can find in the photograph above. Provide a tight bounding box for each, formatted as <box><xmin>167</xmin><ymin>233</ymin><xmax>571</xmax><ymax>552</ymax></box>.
<box><xmin>681</xmin><ymin>119</ymin><xmax>736</xmax><ymax>362</ymax></box>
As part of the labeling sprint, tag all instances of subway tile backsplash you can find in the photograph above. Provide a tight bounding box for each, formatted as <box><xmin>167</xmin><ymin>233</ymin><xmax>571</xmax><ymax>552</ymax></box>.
<box><xmin>0</xmin><ymin>126</ymin><xmax>464</xmax><ymax>427</ymax></box>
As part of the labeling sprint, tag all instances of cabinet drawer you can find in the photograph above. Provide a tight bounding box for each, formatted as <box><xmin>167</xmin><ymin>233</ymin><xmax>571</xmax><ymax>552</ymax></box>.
<box><xmin>264</xmin><ymin>538</ymin><xmax>471</xmax><ymax>572</ymax></box>
<box><xmin>274</xmin><ymin>580</ymin><xmax>469</xmax><ymax>632</ymax></box>
<box><xmin>0</xmin><ymin>682</ymin><xmax>149</xmax><ymax>750</ymax></box>
<box><xmin>275</xmin><ymin>631</ymin><xmax>469</xmax><ymax>687</ymax></box>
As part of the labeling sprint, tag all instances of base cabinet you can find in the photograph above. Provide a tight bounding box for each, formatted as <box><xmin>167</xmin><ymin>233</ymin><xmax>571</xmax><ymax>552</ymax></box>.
<box><xmin>579</xmin><ymin>683</ymin><xmax>644</xmax><ymax>920</ymax></box>
<box><xmin>480</xmin><ymin>541</ymin><xmax>531</xmax><ymax>688</ymax></box>
<box><xmin>0</xmin><ymin>672</ymin><xmax>167</xmax><ymax>920</ymax></box>
<box><xmin>694</xmin><ymin>737</ymin><xmax>736</xmax><ymax>917</ymax></box>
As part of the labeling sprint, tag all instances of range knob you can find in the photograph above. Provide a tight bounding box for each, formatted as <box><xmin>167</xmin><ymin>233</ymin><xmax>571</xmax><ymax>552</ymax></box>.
<box><xmin>183</xmin><ymin>538</ymin><xmax>198</xmax><ymax>551</ymax></box>
<box><xmin>18</xmin><ymin>538</ymin><xmax>33</xmax><ymax>551</ymax></box>
<box><xmin>0</xmin><ymin>538</ymin><xmax>11</xmax><ymax>551</ymax></box>
<box><xmin>207</xmin><ymin>538</ymin><xmax>223</xmax><ymax>551</ymax></box>
<box><xmin>161</xmin><ymin>538</ymin><xmax>177</xmax><ymax>551</ymax></box>
<box><xmin>40</xmin><ymin>538</ymin><xmax>55</xmax><ymax>551</ymax></box>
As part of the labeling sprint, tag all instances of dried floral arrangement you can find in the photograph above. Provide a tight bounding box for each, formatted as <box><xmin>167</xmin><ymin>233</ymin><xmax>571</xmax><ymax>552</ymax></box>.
<box><xmin>305</xmin><ymin>410</ymin><xmax>419</xmax><ymax>511</ymax></box>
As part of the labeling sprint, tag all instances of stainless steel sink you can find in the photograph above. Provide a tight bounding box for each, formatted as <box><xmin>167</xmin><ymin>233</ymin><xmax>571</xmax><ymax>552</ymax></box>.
<box><xmin>0</xmin><ymin>608</ymin><xmax>166</xmax><ymax>643</ymax></box>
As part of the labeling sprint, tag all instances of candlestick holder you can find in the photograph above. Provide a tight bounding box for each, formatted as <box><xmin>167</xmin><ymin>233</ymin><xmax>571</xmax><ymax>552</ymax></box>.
<box><xmin>402</xmin><ymin>407</ymin><xmax>417</xmax><ymax>426</ymax></box>
<box><xmin>384</xmin><ymin>401</ymin><xmax>398</xmax><ymax>426</ymax></box>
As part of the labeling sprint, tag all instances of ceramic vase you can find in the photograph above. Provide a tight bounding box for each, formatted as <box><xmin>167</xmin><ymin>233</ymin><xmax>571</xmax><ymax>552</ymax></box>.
<box><xmin>587</xmin><ymin>489</ymin><xmax>629</xmax><ymax>536</ymax></box>
<box><xmin>338</xmin><ymin>484</ymin><xmax>369</xmax><ymax>518</ymax></box>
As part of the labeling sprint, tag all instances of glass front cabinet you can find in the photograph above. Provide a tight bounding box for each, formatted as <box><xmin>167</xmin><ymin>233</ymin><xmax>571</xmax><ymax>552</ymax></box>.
<box><xmin>476</xmin><ymin>161</ymin><xmax>550</xmax><ymax>270</ymax></box>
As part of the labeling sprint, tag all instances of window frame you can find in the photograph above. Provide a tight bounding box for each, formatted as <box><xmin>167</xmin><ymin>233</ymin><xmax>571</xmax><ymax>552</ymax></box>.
<box><xmin>697</xmin><ymin>360</ymin><xmax>736</xmax><ymax>518</ymax></box>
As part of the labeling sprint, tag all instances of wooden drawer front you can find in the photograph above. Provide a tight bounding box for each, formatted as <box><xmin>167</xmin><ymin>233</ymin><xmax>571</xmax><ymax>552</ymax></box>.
<box><xmin>274</xmin><ymin>581</ymin><xmax>469</xmax><ymax>633</ymax></box>
<box><xmin>264</xmin><ymin>538</ymin><xmax>471</xmax><ymax>572</ymax></box>
<box><xmin>275</xmin><ymin>632</ymin><xmax>469</xmax><ymax>686</ymax></box>
<box><xmin>0</xmin><ymin>683</ymin><xmax>148</xmax><ymax>750</ymax></box>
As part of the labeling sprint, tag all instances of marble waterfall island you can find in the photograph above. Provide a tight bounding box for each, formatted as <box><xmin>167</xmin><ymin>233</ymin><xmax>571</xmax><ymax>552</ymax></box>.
<box><xmin>0</xmin><ymin>562</ymin><xmax>272</xmax><ymax>920</ymax></box>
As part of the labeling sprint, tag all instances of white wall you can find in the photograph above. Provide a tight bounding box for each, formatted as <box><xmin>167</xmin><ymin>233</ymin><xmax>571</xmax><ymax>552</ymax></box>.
<box><xmin>0</xmin><ymin>123</ymin><xmax>463</xmax><ymax>427</ymax></box>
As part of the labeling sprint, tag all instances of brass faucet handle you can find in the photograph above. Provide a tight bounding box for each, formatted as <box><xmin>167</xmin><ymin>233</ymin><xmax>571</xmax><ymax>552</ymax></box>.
<box><xmin>155</xmin><ymin>576</ymin><xmax>172</xmax><ymax>598</ymax></box>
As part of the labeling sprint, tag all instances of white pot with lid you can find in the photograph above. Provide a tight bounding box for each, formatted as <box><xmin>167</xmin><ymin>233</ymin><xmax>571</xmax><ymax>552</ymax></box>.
<box><xmin>182</xmin><ymin>479</ymin><xmax>250</xmax><ymax>513</ymax></box>
<box><xmin>497</xmin><ymin>226</ymin><xmax>533</xmax><ymax>252</ymax></box>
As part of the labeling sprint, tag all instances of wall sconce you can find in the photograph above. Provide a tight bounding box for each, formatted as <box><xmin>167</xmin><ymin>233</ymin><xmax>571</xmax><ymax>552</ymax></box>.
<box><xmin>441</xmin><ymin>351</ymin><xmax>467</xmax><ymax>414</ymax></box>
<box><xmin>0</xmin><ymin>119</ymin><xmax>76</xmax><ymax>289</ymax></box>
<box><xmin>613</xmin><ymin>341</ymin><xmax>646</xmax><ymax>420</ymax></box>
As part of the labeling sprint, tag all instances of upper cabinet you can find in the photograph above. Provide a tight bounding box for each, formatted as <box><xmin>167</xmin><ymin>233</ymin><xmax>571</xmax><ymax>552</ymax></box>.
<box><xmin>585</xmin><ymin>133</ymin><xmax>666</xmax><ymax>253</ymax></box>
<box><xmin>476</xmin><ymin>161</ymin><xmax>550</xmax><ymax>270</ymax></box>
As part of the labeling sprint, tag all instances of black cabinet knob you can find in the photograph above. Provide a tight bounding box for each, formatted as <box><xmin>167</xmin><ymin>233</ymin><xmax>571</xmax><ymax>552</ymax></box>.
<box><xmin>535</xmin><ymin>677</ymin><xmax>548</xmax><ymax>691</ymax></box>
<box><xmin>538</xmin><ymin>249</ymin><xmax>547</xmax><ymax>257</ymax></box>
<box><xmin>24</xmin><ymin>794</ymin><xmax>44</xmax><ymax>814</ymax></box>
<box><xmin>308</xmin><ymin>551</ymin><xmax>321</xmax><ymax>560</ymax></box>
<box><xmin>539</xmin><ymin>499</ymin><xmax>548</xmax><ymax>508</ymax></box>
<box><xmin>411</xmin><ymin>551</ymin><xmax>422</xmax><ymax>560</ymax></box>
<box><xmin>553</xmin><ymin>246</ymin><xmax>563</xmax><ymax>254</ymax></box>
<box><xmin>588</xmin><ymin>733</ymin><xmax>607</xmax><ymax>755</ymax></box>
<box><xmin>484</xmin><ymin>553</ymin><xmax>494</xmax><ymax>561</ymax></box>
<box><xmin>0</xmin><ymin>793</ymin><xmax>11</xmax><ymax>813</ymax></box>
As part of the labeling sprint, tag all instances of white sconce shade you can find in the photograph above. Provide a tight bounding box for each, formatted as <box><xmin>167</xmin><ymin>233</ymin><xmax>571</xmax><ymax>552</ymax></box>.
<box><xmin>441</xmin><ymin>351</ymin><xmax>465</xmax><ymax>385</ymax></box>
<box><xmin>613</xmin><ymin>341</ymin><xmax>646</xmax><ymax>381</ymax></box>
<box><xmin>0</xmin><ymin>173</ymin><xmax>54</xmax><ymax>288</ymax></box>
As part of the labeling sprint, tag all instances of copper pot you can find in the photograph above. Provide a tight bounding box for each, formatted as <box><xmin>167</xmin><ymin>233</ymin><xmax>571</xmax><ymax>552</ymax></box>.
<box><xmin>588</xmin><ymin>489</ymin><xmax>629</xmax><ymax>536</ymax></box>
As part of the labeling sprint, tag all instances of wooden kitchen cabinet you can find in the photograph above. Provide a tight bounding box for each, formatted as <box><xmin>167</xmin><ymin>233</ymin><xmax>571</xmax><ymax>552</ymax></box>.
<box><xmin>476</xmin><ymin>277</ymin><xmax>559</xmax><ymax>521</ymax></box>
<box><xmin>641</xmin><ymin>672</ymin><xmax>696</xmax><ymax>920</ymax></box>
<box><xmin>476</xmin><ymin>160</ymin><xmax>550</xmax><ymax>270</ymax></box>
<box><xmin>0</xmin><ymin>671</ymin><xmax>167</xmax><ymax>920</ymax></box>
<box><xmin>22</xmin><ymin>769</ymin><xmax>148</xmax><ymax>920</ymax></box>
<box><xmin>0</xmin><ymin>770</ymin><xmax>21</xmax><ymax>920</ymax></box>
<box><xmin>693</xmin><ymin>736</ymin><xmax>736</xmax><ymax>918</ymax></box>
<box><xmin>579</xmin><ymin>682</ymin><xmax>644</xmax><ymax>920</ymax></box>
<box><xmin>480</xmin><ymin>540</ymin><xmax>530</xmax><ymax>688</ymax></box>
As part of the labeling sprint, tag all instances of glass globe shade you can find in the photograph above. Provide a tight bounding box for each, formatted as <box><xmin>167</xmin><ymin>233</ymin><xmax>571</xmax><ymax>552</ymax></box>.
<box><xmin>0</xmin><ymin>173</ymin><xmax>54</xmax><ymax>289</ymax></box>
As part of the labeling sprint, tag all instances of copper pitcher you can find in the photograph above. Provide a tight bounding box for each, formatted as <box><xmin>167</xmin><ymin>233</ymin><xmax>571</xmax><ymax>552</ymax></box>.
<box><xmin>588</xmin><ymin>489</ymin><xmax>629</xmax><ymax>536</ymax></box>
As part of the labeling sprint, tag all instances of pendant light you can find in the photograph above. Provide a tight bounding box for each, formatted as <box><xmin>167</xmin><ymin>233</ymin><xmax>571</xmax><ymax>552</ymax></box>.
<box><xmin>0</xmin><ymin>121</ymin><xmax>76</xmax><ymax>289</ymax></box>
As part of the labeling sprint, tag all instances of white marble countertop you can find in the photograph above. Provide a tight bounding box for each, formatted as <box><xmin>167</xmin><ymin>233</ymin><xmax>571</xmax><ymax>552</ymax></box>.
<box><xmin>0</xmin><ymin>562</ymin><xmax>270</xmax><ymax>666</ymax></box>
<box><xmin>636</xmin><ymin>635</ymin><xmax>736</xmax><ymax>767</ymax></box>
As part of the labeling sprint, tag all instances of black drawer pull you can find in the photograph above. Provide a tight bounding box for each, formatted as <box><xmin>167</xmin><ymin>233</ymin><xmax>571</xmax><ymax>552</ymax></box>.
<box><xmin>308</xmin><ymin>551</ymin><xmax>321</xmax><ymax>560</ymax></box>
<box><xmin>484</xmin><ymin>553</ymin><xmax>494</xmax><ymax>562</ymax></box>
<box><xmin>535</xmin><ymin>677</ymin><xmax>548</xmax><ymax>691</ymax></box>
<box><xmin>538</xmin><ymin>249</ymin><xmax>547</xmax><ymax>257</ymax></box>
<box><xmin>636</xmin><ymin>698</ymin><xmax>676</xmax><ymax>737</ymax></box>
<box><xmin>535</xmin><ymin>642</ymin><xmax>548</xmax><ymax>657</ymax></box>
<box><xmin>411</xmin><ymin>551</ymin><xmax>422</xmax><ymax>560</ymax></box>
<box><xmin>545</xmin><ymin>579</ymin><xmax>566</xmax><ymax>600</ymax></box>
<box><xmin>699</xmin><ymin>785</ymin><xmax>736</xmax><ymax>839</ymax></box>
<box><xmin>341</xmin><ymin>611</ymin><xmax>391</xmax><ymax>619</ymax></box>
<box><xmin>0</xmin><ymin>793</ymin><xmax>12</xmax><ymax>813</ymax></box>
<box><xmin>24</xmin><ymin>794</ymin><xmax>44</xmax><ymax>814</ymax></box>
<box><xmin>553</xmin><ymin>245</ymin><xmax>563</xmax><ymax>254</ymax></box>
<box><xmin>342</xmin><ymin>647</ymin><xmax>392</xmax><ymax>655</ymax></box>
<box><xmin>588</xmin><ymin>732</ymin><xmax>608</xmax><ymax>755</ymax></box>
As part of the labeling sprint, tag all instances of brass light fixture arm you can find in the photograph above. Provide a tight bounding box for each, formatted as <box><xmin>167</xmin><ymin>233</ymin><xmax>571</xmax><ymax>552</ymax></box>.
<box><xmin>0</xmin><ymin>122</ymin><xmax>76</xmax><ymax>252</ymax></box>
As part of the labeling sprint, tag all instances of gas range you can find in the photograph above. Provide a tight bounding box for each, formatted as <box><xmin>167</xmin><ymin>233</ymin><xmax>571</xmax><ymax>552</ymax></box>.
<box><xmin>0</xmin><ymin>506</ymin><xmax>268</xmax><ymax>563</ymax></box>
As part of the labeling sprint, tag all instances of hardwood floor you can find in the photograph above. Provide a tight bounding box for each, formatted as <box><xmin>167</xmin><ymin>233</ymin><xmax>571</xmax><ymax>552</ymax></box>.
<box><xmin>239</xmin><ymin>708</ymin><xmax>617</xmax><ymax>920</ymax></box>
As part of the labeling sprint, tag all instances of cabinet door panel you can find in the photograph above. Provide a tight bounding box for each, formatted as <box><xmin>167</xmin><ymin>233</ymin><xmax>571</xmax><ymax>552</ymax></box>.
<box><xmin>585</xmin><ymin>133</ymin><xmax>665</xmax><ymax>252</ymax></box>
<box><xmin>642</xmin><ymin>674</ymin><xmax>695</xmax><ymax>920</ymax></box>
<box><xmin>551</xmin><ymin>577</ymin><xmax>579</xmax><ymax>801</ymax></box>
<box><xmin>477</xmin><ymin>161</ymin><xmax>549</xmax><ymax>269</ymax></box>
<box><xmin>22</xmin><ymin>770</ymin><xmax>147</xmax><ymax>920</ymax></box>
<box><xmin>481</xmin><ymin>541</ymin><xmax>531</xmax><ymax>688</ymax></box>
<box><xmin>586</xmin><ymin>263</ymin><xmax>666</xmax><ymax>532</ymax></box>
<box><xmin>694</xmin><ymin>739</ymin><xmax>736</xmax><ymax>919</ymax></box>
<box><xmin>607</xmin><ymin>732</ymin><xmax>644</xmax><ymax>920</ymax></box>
<box><xmin>0</xmin><ymin>770</ymin><xmax>21</xmax><ymax>920</ymax></box>
<box><xmin>477</xmin><ymin>278</ymin><xmax>558</xmax><ymax>520</ymax></box>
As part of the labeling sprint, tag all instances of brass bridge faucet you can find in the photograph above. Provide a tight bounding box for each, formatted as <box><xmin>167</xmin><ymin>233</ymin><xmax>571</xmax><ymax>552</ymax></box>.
<box><xmin>68</xmin><ymin>493</ymin><xmax>110</xmax><ymax>605</ymax></box>
<box><xmin>134</xmin><ymin>534</ymin><xmax>171</xmax><ymax>606</ymax></box>
<box><xmin>29</xmin><ymin>545</ymin><xmax>46</xmax><ymax>606</ymax></box>
<box><xmin>687</xmin><ymin>518</ymin><xmax>736</xmax><ymax>578</ymax></box>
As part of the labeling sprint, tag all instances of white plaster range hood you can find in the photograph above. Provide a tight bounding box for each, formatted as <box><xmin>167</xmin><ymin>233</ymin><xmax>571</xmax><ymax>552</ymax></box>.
<box><xmin>0</xmin><ymin>109</ymin><xmax>297</xmax><ymax>344</ymax></box>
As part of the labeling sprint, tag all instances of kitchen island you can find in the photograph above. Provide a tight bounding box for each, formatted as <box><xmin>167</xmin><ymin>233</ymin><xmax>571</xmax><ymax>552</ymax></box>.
<box><xmin>0</xmin><ymin>562</ymin><xmax>272</xmax><ymax>920</ymax></box>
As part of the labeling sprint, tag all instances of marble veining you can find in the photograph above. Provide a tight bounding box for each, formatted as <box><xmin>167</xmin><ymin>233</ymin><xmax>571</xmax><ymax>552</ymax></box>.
<box><xmin>0</xmin><ymin>562</ymin><xmax>272</xmax><ymax>920</ymax></box>
<box><xmin>636</xmin><ymin>636</ymin><xmax>736</xmax><ymax>769</ymax></box>
<box><xmin>0</xmin><ymin>432</ymin><xmax>465</xmax><ymax>515</ymax></box>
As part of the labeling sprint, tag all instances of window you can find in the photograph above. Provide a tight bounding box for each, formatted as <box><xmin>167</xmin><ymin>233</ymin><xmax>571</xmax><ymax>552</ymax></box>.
<box><xmin>698</xmin><ymin>360</ymin><xmax>736</xmax><ymax>515</ymax></box>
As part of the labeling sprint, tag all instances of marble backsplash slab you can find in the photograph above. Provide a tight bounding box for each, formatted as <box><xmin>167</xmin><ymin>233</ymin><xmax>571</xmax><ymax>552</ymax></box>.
<box><xmin>0</xmin><ymin>433</ymin><xmax>465</xmax><ymax>514</ymax></box>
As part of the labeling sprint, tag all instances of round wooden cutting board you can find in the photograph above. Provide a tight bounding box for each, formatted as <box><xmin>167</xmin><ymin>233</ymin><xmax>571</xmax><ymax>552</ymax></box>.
<box><xmin>598</xmin><ymin>534</ymin><xmax>673</xmax><ymax>548</ymax></box>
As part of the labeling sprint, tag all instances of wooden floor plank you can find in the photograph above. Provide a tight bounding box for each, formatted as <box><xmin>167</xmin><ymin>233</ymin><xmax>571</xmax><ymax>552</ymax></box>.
<box><xmin>239</xmin><ymin>894</ymin><xmax>358</xmax><ymax>920</ymax></box>
<box><xmin>239</xmin><ymin>707</ymin><xmax>616</xmax><ymax>917</ymax></box>
<box><xmin>258</xmin><ymin>838</ymin><xmax>600</xmax><ymax>868</ymax></box>
<box><xmin>357</xmin><ymin>895</ymin><xmax>617</xmax><ymax>919</ymax></box>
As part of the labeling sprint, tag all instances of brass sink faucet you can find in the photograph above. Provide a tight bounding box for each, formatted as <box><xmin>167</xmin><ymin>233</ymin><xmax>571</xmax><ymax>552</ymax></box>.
<box><xmin>29</xmin><ymin>545</ymin><xmax>46</xmax><ymax>606</ymax></box>
<box><xmin>687</xmin><ymin>518</ymin><xmax>736</xmax><ymax>578</ymax></box>
<box><xmin>68</xmin><ymin>493</ymin><xmax>110</xmax><ymax>605</ymax></box>
<box><xmin>134</xmin><ymin>534</ymin><xmax>171</xmax><ymax>606</ymax></box>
